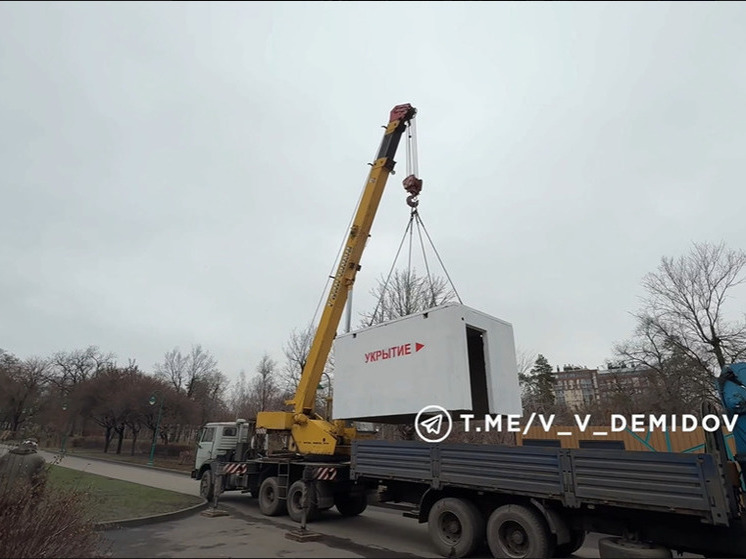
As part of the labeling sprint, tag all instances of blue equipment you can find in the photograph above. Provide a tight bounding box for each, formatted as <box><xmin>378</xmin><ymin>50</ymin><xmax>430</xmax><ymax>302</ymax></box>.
<box><xmin>718</xmin><ymin>363</ymin><xmax>746</xmax><ymax>487</ymax></box>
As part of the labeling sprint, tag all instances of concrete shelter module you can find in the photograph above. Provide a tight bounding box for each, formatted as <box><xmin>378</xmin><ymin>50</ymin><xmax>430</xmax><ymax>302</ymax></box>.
<box><xmin>333</xmin><ymin>303</ymin><xmax>522</xmax><ymax>423</ymax></box>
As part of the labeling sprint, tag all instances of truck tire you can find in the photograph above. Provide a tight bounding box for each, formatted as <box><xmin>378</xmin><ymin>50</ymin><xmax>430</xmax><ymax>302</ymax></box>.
<box><xmin>487</xmin><ymin>504</ymin><xmax>554</xmax><ymax>559</ymax></box>
<box><xmin>554</xmin><ymin>530</ymin><xmax>586</xmax><ymax>557</ymax></box>
<box><xmin>427</xmin><ymin>497</ymin><xmax>485</xmax><ymax>558</ymax></box>
<box><xmin>598</xmin><ymin>537</ymin><xmax>672</xmax><ymax>559</ymax></box>
<box><xmin>199</xmin><ymin>469</ymin><xmax>214</xmax><ymax>501</ymax></box>
<box><xmin>258</xmin><ymin>476</ymin><xmax>286</xmax><ymax>517</ymax></box>
<box><xmin>287</xmin><ymin>480</ymin><xmax>320</xmax><ymax>523</ymax></box>
<box><xmin>334</xmin><ymin>491</ymin><xmax>368</xmax><ymax>517</ymax></box>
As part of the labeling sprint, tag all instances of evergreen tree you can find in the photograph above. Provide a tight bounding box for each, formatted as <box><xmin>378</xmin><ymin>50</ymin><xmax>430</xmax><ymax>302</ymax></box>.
<box><xmin>520</xmin><ymin>354</ymin><xmax>556</xmax><ymax>412</ymax></box>
<box><xmin>533</xmin><ymin>354</ymin><xmax>556</xmax><ymax>406</ymax></box>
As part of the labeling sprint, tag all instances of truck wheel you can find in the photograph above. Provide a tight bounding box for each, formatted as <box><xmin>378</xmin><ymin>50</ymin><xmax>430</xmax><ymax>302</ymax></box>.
<box><xmin>427</xmin><ymin>497</ymin><xmax>485</xmax><ymax>558</ymax></box>
<box><xmin>334</xmin><ymin>492</ymin><xmax>368</xmax><ymax>517</ymax></box>
<box><xmin>199</xmin><ymin>469</ymin><xmax>214</xmax><ymax>501</ymax></box>
<box><xmin>287</xmin><ymin>480</ymin><xmax>319</xmax><ymax>523</ymax></box>
<box><xmin>258</xmin><ymin>476</ymin><xmax>286</xmax><ymax>516</ymax></box>
<box><xmin>598</xmin><ymin>538</ymin><xmax>672</xmax><ymax>559</ymax></box>
<box><xmin>487</xmin><ymin>504</ymin><xmax>553</xmax><ymax>559</ymax></box>
<box><xmin>554</xmin><ymin>530</ymin><xmax>586</xmax><ymax>557</ymax></box>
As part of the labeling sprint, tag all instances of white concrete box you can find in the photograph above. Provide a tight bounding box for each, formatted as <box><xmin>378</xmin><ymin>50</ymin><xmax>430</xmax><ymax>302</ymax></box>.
<box><xmin>332</xmin><ymin>303</ymin><xmax>522</xmax><ymax>423</ymax></box>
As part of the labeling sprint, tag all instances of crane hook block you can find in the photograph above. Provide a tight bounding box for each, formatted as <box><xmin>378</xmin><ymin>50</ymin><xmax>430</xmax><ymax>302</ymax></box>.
<box><xmin>403</xmin><ymin>174</ymin><xmax>423</xmax><ymax>196</ymax></box>
<box><xmin>403</xmin><ymin>174</ymin><xmax>423</xmax><ymax>208</ymax></box>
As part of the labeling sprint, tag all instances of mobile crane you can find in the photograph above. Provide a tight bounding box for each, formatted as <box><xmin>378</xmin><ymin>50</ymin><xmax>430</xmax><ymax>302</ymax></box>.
<box><xmin>192</xmin><ymin>103</ymin><xmax>422</xmax><ymax>519</ymax></box>
<box><xmin>254</xmin><ymin>103</ymin><xmax>421</xmax><ymax>457</ymax></box>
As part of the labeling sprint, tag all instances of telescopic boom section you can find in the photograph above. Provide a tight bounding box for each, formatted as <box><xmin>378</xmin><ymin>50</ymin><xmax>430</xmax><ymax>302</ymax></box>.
<box><xmin>290</xmin><ymin>103</ymin><xmax>418</xmax><ymax>415</ymax></box>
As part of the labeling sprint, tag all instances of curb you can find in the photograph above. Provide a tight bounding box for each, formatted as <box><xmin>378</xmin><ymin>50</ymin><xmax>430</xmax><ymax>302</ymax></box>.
<box><xmin>94</xmin><ymin>498</ymin><xmax>210</xmax><ymax>531</ymax></box>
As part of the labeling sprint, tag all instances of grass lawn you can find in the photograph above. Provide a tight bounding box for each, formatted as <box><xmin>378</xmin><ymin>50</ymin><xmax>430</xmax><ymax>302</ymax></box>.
<box><xmin>47</xmin><ymin>465</ymin><xmax>203</xmax><ymax>523</ymax></box>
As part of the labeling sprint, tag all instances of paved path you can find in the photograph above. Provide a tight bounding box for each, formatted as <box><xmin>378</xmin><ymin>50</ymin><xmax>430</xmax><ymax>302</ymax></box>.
<box><xmin>39</xmin><ymin>449</ymin><xmax>199</xmax><ymax>496</ymax></box>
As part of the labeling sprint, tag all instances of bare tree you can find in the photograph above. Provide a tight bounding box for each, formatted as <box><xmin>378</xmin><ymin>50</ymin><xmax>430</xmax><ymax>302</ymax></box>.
<box><xmin>154</xmin><ymin>345</ymin><xmax>220</xmax><ymax>398</ymax></box>
<box><xmin>229</xmin><ymin>355</ymin><xmax>286</xmax><ymax>420</ymax></box>
<box><xmin>191</xmin><ymin>370</ymin><xmax>230</xmax><ymax>425</ymax></box>
<box><xmin>515</xmin><ymin>347</ymin><xmax>537</xmax><ymax>404</ymax></box>
<box><xmin>360</xmin><ymin>268</ymin><xmax>457</xmax><ymax>326</ymax></box>
<box><xmin>642</xmin><ymin>242</ymin><xmax>746</xmax><ymax>369</ymax></box>
<box><xmin>153</xmin><ymin>348</ymin><xmax>188</xmax><ymax>395</ymax></box>
<box><xmin>281</xmin><ymin>324</ymin><xmax>315</xmax><ymax>393</ymax></box>
<box><xmin>152</xmin><ymin>345</ymin><xmax>227</xmax><ymax>432</ymax></box>
<box><xmin>41</xmin><ymin>347</ymin><xmax>117</xmax><ymax>442</ymax></box>
<box><xmin>143</xmin><ymin>385</ymin><xmax>200</xmax><ymax>444</ymax></box>
<box><xmin>47</xmin><ymin>346</ymin><xmax>115</xmax><ymax>393</ymax></box>
<box><xmin>248</xmin><ymin>354</ymin><xmax>285</xmax><ymax>415</ymax></box>
<box><xmin>0</xmin><ymin>351</ymin><xmax>49</xmax><ymax>434</ymax></box>
<box><xmin>615</xmin><ymin>242</ymin><xmax>746</xmax><ymax>411</ymax></box>
<box><xmin>229</xmin><ymin>369</ymin><xmax>251</xmax><ymax>419</ymax></box>
<box><xmin>77</xmin><ymin>366</ymin><xmax>130</xmax><ymax>453</ymax></box>
<box><xmin>185</xmin><ymin>345</ymin><xmax>220</xmax><ymax>398</ymax></box>
<box><xmin>615</xmin><ymin>322</ymin><xmax>722</xmax><ymax>413</ymax></box>
<box><xmin>118</xmin><ymin>364</ymin><xmax>163</xmax><ymax>456</ymax></box>
<box><xmin>253</xmin><ymin>354</ymin><xmax>277</xmax><ymax>412</ymax></box>
<box><xmin>280</xmin><ymin>325</ymin><xmax>333</xmax><ymax>414</ymax></box>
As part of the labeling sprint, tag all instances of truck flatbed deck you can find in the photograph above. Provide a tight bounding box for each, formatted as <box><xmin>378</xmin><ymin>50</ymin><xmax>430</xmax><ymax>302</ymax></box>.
<box><xmin>351</xmin><ymin>440</ymin><xmax>731</xmax><ymax>524</ymax></box>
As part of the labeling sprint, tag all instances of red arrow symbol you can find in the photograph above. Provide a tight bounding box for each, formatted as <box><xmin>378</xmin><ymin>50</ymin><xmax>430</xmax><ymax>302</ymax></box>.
<box><xmin>415</xmin><ymin>342</ymin><xmax>425</xmax><ymax>352</ymax></box>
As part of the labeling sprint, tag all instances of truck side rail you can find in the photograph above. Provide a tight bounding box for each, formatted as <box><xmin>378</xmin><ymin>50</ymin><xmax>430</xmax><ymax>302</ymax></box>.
<box><xmin>351</xmin><ymin>440</ymin><xmax>732</xmax><ymax>526</ymax></box>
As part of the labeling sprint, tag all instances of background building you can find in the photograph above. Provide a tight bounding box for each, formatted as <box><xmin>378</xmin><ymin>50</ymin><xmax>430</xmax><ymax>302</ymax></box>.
<box><xmin>553</xmin><ymin>366</ymin><xmax>654</xmax><ymax>410</ymax></box>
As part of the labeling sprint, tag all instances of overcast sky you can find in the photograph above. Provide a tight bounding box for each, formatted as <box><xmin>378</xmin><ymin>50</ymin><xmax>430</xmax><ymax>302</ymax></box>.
<box><xmin>2</xmin><ymin>1</ymin><xmax>745</xmax><ymax>385</ymax></box>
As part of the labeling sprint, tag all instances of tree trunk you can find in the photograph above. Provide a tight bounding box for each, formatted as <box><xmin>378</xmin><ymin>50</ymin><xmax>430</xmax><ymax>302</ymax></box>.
<box><xmin>103</xmin><ymin>427</ymin><xmax>113</xmax><ymax>453</ymax></box>
<box><xmin>115</xmin><ymin>427</ymin><xmax>125</xmax><ymax>455</ymax></box>
<box><xmin>130</xmin><ymin>430</ymin><xmax>139</xmax><ymax>456</ymax></box>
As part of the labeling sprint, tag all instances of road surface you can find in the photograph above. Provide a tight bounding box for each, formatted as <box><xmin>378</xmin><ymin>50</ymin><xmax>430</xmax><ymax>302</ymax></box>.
<box><xmin>102</xmin><ymin>491</ymin><xmax>609</xmax><ymax>559</ymax></box>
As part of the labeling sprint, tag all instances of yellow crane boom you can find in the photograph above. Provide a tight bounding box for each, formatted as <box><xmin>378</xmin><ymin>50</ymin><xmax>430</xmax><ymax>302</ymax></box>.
<box><xmin>256</xmin><ymin>103</ymin><xmax>419</xmax><ymax>456</ymax></box>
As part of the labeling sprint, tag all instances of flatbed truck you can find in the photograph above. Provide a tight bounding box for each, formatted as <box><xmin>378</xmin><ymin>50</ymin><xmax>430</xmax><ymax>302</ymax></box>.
<box><xmin>193</xmin><ymin>414</ymin><xmax>746</xmax><ymax>558</ymax></box>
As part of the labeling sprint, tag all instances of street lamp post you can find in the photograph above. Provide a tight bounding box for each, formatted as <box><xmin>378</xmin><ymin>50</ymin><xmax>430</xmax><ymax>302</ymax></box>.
<box><xmin>147</xmin><ymin>392</ymin><xmax>165</xmax><ymax>467</ymax></box>
<box><xmin>318</xmin><ymin>372</ymin><xmax>333</xmax><ymax>421</ymax></box>
<box><xmin>60</xmin><ymin>402</ymin><xmax>69</xmax><ymax>455</ymax></box>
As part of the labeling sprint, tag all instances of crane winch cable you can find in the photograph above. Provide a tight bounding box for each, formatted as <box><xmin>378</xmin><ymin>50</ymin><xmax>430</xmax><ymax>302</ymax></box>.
<box><xmin>311</xmin><ymin>115</ymin><xmax>420</xmax><ymax>329</ymax></box>
<box><xmin>368</xmin><ymin>118</ymin><xmax>461</xmax><ymax>325</ymax></box>
<box><xmin>309</xmin><ymin>171</ymin><xmax>368</xmax><ymax>329</ymax></box>
<box><xmin>312</xmin><ymin>111</ymin><xmax>461</xmax><ymax>331</ymax></box>
<box><xmin>367</xmin><ymin>212</ymin><xmax>416</xmax><ymax>326</ymax></box>
<box><xmin>414</xmin><ymin>210</ymin><xmax>462</xmax><ymax>305</ymax></box>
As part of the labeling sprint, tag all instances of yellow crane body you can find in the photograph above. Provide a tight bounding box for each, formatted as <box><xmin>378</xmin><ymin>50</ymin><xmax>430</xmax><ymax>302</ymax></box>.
<box><xmin>256</xmin><ymin>104</ymin><xmax>418</xmax><ymax>456</ymax></box>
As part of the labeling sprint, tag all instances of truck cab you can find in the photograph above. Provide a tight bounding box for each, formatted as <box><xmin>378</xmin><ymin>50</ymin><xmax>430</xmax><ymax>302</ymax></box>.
<box><xmin>191</xmin><ymin>419</ymin><xmax>254</xmax><ymax>480</ymax></box>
